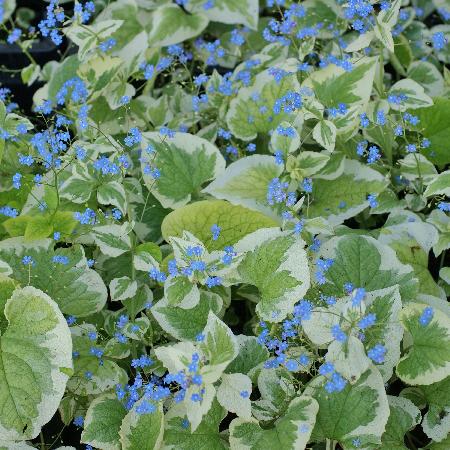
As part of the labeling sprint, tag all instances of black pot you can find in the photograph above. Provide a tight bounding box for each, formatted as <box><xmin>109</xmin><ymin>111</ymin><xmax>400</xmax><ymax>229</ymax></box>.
<box><xmin>0</xmin><ymin>39</ymin><xmax>62</xmax><ymax>112</ymax></box>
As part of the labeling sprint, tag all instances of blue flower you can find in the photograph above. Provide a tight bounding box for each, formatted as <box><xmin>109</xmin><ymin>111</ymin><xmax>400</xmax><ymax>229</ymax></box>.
<box><xmin>367</xmin><ymin>344</ymin><xmax>386</xmax><ymax>364</ymax></box>
<box><xmin>419</xmin><ymin>306</ymin><xmax>434</xmax><ymax>326</ymax></box>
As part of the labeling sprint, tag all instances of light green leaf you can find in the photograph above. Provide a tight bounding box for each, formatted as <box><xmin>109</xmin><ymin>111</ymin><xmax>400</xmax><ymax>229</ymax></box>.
<box><xmin>161</xmin><ymin>200</ymin><xmax>278</xmax><ymax>251</ymax></box>
<box><xmin>97</xmin><ymin>181</ymin><xmax>127</xmax><ymax>214</ymax></box>
<box><xmin>308</xmin><ymin>159</ymin><xmax>388</xmax><ymax>225</ymax></box>
<box><xmin>217</xmin><ymin>373</ymin><xmax>252</xmax><ymax>419</ymax></box>
<box><xmin>152</xmin><ymin>290</ymin><xmax>222</xmax><ymax>341</ymax></box>
<box><xmin>119</xmin><ymin>400</ymin><xmax>164</xmax><ymax>450</ymax></box>
<box><xmin>380</xmin><ymin>396</ymin><xmax>421</xmax><ymax>450</ymax></box>
<box><xmin>388</xmin><ymin>79</ymin><xmax>433</xmax><ymax>111</ymax></box>
<box><xmin>235</xmin><ymin>229</ymin><xmax>310</xmax><ymax>322</ymax></box>
<box><xmin>148</xmin><ymin>5</ymin><xmax>208</xmax><ymax>47</ymax></box>
<box><xmin>226</xmin><ymin>60</ymin><xmax>300</xmax><ymax>140</ymax></box>
<box><xmin>306</xmin><ymin>366</ymin><xmax>389</xmax><ymax>448</ymax></box>
<box><xmin>318</xmin><ymin>234</ymin><xmax>418</xmax><ymax>301</ymax></box>
<box><xmin>81</xmin><ymin>394</ymin><xmax>127</xmax><ymax>450</ymax></box>
<box><xmin>0</xmin><ymin>286</ymin><xmax>72</xmax><ymax>440</ymax></box>
<box><xmin>202</xmin><ymin>155</ymin><xmax>283</xmax><ymax>219</ymax></box>
<box><xmin>396</xmin><ymin>303</ymin><xmax>450</xmax><ymax>385</ymax></box>
<box><xmin>230</xmin><ymin>395</ymin><xmax>318</xmax><ymax>450</ymax></box>
<box><xmin>312</xmin><ymin>119</ymin><xmax>337</xmax><ymax>152</ymax></box>
<box><xmin>141</xmin><ymin>132</ymin><xmax>225</xmax><ymax>209</ymax></box>
<box><xmin>0</xmin><ymin>238</ymin><xmax>107</xmax><ymax>317</ymax></box>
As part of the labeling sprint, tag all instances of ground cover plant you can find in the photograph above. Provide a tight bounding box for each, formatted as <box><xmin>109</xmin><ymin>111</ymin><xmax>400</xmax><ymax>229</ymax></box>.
<box><xmin>0</xmin><ymin>0</ymin><xmax>449</xmax><ymax>449</ymax></box>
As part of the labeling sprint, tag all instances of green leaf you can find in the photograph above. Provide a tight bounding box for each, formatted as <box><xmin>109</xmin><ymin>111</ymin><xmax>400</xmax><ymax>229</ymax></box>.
<box><xmin>47</xmin><ymin>55</ymin><xmax>80</xmax><ymax>101</ymax></box>
<box><xmin>203</xmin><ymin>155</ymin><xmax>283</xmax><ymax>219</ymax></box>
<box><xmin>164</xmin><ymin>399</ymin><xmax>228</xmax><ymax>450</ymax></box>
<box><xmin>0</xmin><ymin>286</ymin><xmax>72</xmax><ymax>440</ymax></box>
<box><xmin>288</xmin><ymin>151</ymin><xmax>330</xmax><ymax>179</ymax></box>
<box><xmin>363</xmin><ymin>286</ymin><xmax>403</xmax><ymax>381</ymax></box>
<box><xmin>141</xmin><ymin>132</ymin><xmax>225</xmax><ymax>209</ymax></box>
<box><xmin>230</xmin><ymin>395</ymin><xmax>318</xmax><ymax>449</ymax></box>
<box><xmin>152</xmin><ymin>290</ymin><xmax>222</xmax><ymax>341</ymax></box>
<box><xmin>380</xmin><ymin>396</ymin><xmax>421</xmax><ymax>450</ymax></box>
<box><xmin>78</xmin><ymin>55</ymin><xmax>123</xmax><ymax>95</ymax></box>
<box><xmin>188</xmin><ymin>0</ymin><xmax>258</xmax><ymax>29</ymax></box>
<box><xmin>164</xmin><ymin>276</ymin><xmax>200</xmax><ymax>308</ymax></box>
<box><xmin>23</xmin><ymin>216</ymin><xmax>53</xmax><ymax>242</ymax></box>
<box><xmin>0</xmin><ymin>238</ymin><xmax>107</xmax><ymax>317</ymax></box>
<box><xmin>162</xmin><ymin>199</ymin><xmax>278</xmax><ymax>251</ymax></box>
<box><xmin>252</xmin><ymin>367</ymin><xmax>296</xmax><ymax>421</ymax></box>
<box><xmin>59</xmin><ymin>167</ymin><xmax>96</xmax><ymax>204</ymax></box>
<box><xmin>312</xmin><ymin>119</ymin><xmax>337</xmax><ymax>152</ymax></box>
<box><xmin>97</xmin><ymin>181</ymin><xmax>127</xmax><ymax>214</ymax></box>
<box><xmin>64</xmin><ymin>20</ymin><xmax>123</xmax><ymax>60</ymax></box>
<box><xmin>235</xmin><ymin>229</ymin><xmax>310</xmax><ymax>322</ymax></box>
<box><xmin>294</xmin><ymin>0</ymin><xmax>347</xmax><ymax>39</ymax></box>
<box><xmin>407</xmin><ymin>61</ymin><xmax>444</xmax><ymax>97</ymax></box>
<box><xmin>225</xmin><ymin>335</ymin><xmax>269</xmax><ymax>376</ymax></box>
<box><xmin>93</xmin><ymin>223</ymin><xmax>132</xmax><ymax>257</ymax></box>
<box><xmin>420</xmin><ymin>377</ymin><xmax>450</xmax><ymax>443</ymax></box>
<box><xmin>217</xmin><ymin>372</ymin><xmax>252</xmax><ymax>419</ymax></box>
<box><xmin>226</xmin><ymin>60</ymin><xmax>300</xmax><ymax>140</ymax></box>
<box><xmin>199</xmin><ymin>311</ymin><xmax>239</xmax><ymax>381</ymax></box>
<box><xmin>109</xmin><ymin>276</ymin><xmax>137</xmax><ymax>301</ymax></box>
<box><xmin>424</xmin><ymin>170</ymin><xmax>450</xmax><ymax>197</ymax></box>
<box><xmin>67</xmin><ymin>327</ymin><xmax>127</xmax><ymax>396</ymax></box>
<box><xmin>0</xmin><ymin>275</ymin><xmax>19</xmax><ymax>331</ymax></box>
<box><xmin>302</xmin><ymin>57</ymin><xmax>377</xmax><ymax>133</ymax></box>
<box><xmin>81</xmin><ymin>394</ymin><xmax>127</xmax><ymax>450</ymax></box>
<box><xmin>148</xmin><ymin>5</ymin><xmax>208</xmax><ymax>47</ymax></box>
<box><xmin>270</xmin><ymin>121</ymin><xmax>300</xmax><ymax>155</ymax></box>
<box><xmin>308</xmin><ymin>159</ymin><xmax>388</xmax><ymax>225</ymax></box>
<box><xmin>390</xmin><ymin>239</ymin><xmax>444</xmax><ymax>299</ymax></box>
<box><xmin>388</xmin><ymin>79</ymin><xmax>433</xmax><ymax>111</ymax></box>
<box><xmin>396</xmin><ymin>303</ymin><xmax>450</xmax><ymax>385</ymax></box>
<box><xmin>119</xmin><ymin>400</ymin><xmax>164</xmax><ymax>450</ymax></box>
<box><xmin>306</xmin><ymin>366</ymin><xmax>389</xmax><ymax>448</ymax></box>
<box><xmin>319</xmin><ymin>234</ymin><xmax>417</xmax><ymax>300</ymax></box>
<box><xmin>415</xmin><ymin>98</ymin><xmax>450</xmax><ymax>165</ymax></box>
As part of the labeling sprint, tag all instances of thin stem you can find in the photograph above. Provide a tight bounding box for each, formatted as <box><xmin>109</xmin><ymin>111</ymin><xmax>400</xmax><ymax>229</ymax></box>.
<box><xmin>40</xmin><ymin>431</ymin><xmax>46</xmax><ymax>450</ymax></box>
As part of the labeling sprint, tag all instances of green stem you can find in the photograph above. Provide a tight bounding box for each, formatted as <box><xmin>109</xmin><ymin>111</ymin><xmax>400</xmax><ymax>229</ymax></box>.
<box><xmin>40</xmin><ymin>431</ymin><xmax>46</xmax><ymax>450</ymax></box>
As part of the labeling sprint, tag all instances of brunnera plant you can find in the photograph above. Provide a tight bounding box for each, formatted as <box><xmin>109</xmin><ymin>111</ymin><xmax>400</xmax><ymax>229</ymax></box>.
<box><xmin>0</xmin><ymin>0</ymin><xmax>449</xmax><ymax>449</ymax></box>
